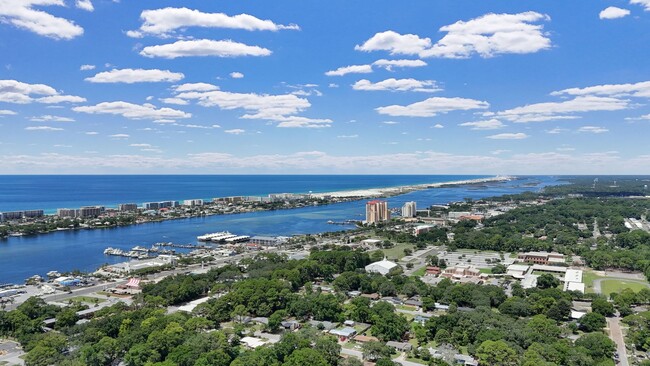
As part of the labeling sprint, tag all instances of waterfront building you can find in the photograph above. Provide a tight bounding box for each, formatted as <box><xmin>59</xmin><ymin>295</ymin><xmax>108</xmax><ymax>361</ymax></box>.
<box><xmin>366</xmin><ymin>200</ymin><xmax>390</xmax><ymax>224</ymax></box>
<box><xmin>158</xmin><ymin>201</ymin><xmax>178</xmax><ymax>209</ymax></box>
<box><xmin>57</xmin><ymin>208</ymin><xmax>77</xmax><ymax>218</ymax></box>
<box><xmin>143</xmin><ymin>202</ymin><xmax>160</xmax><ymax>210</ymax></box>
<box><xmin>402</xmin><ymin>201</ymin><xmax>417</xmax><ymax>218</ymax></box>
<box><xmin>183</xmin><ymin>199</ymin><xmax>204</xmax><ymax>207</ymax></box>
<box><xmin>118</xmin><ymin>203</ymin><xmax>138</xmax><ymax>212</ymax></box>
<box><xmin>78</xmin><ymin>206</ymin><xmax>103</xmax><ymax>218</ymax></box>
<box><xmin>0</xmin><ymin>211</ymin><xmax>26</xmax><ymax>221</ymax></box>
<box><xmin>23</xmin><ymin>210</ymin><xmax>44</xmax><ymax>218</ymax></box>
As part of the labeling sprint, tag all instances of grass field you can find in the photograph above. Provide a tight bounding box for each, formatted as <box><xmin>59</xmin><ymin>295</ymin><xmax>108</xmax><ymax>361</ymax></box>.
<box><xmin>600</xmin><ymin>279</ymin><xmax>649</xmax><ymax>296</ymax></box>
<box><xmin>380</xmin><ymin>243</ymin><xmax>416</xmax><ymax>260</ymax></box>
<box><xmin>583</xmin><ymin>271</ymin><xmax>605</xmax><ymax>293</ymax></box>
<box><xmin>412</xmin><ymin>266</ymin><xmax>427</xmax><ymax>277</ymax></box>
<box><xmin>480</xmin><ymin>268</ymin><xmax>493</xmax><ymax>274</ymax></box>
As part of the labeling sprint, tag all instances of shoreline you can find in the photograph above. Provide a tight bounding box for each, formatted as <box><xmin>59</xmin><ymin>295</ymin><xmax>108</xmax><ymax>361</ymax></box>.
<box><xmin>0</xmin><ymin>175</ymin><xmax>513</xmax><ymax>240</ymax></box>
<box><xmin>310</xmin><ymin>175</ymin><xmax>513</xmax><ymax>198</ymax></box>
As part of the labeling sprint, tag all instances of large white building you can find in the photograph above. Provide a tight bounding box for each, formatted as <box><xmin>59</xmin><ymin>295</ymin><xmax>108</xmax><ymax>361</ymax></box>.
<box><xmin>402</xmin><ymin>201</ymin><xmax>417</xmax><ymax>218</ymax></box>
<box><xmin>563</xmin><ymin>269</ymin><xmax>585</xmax><ymax>293</ymax></box>
<box><xmin>365</xmin><ymin>258</ymin><xmax>399</xmax><ymax>275</ymax></box>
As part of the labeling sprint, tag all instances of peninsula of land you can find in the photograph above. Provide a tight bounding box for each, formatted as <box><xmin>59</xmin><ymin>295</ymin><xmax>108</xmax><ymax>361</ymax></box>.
<box><xmin>0</xmin><ymin>176</ymin><xmax>512</xmax><ymax>239</ymax></box>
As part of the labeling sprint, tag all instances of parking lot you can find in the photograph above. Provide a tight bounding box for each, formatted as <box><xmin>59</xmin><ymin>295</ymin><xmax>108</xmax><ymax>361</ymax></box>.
<box><xmin>439</xmin><ymin>249</ymin><xmax>515</xmax><ymax>268</ymax></box>
<box><xmin>0</xmin><ymin>339</ymin><xmax>25</xmax><ymax>366</ymax></box>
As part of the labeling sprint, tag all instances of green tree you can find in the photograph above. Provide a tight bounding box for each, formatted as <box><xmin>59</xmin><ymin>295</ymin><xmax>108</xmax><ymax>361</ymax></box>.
<box><xmin>283</xmin><ymin>348</ymin><xmax>329</xmax><ymax>366</ymax></box>
<box><xmin>24</xmin><ymin>345</ymin><xmax>62</xmax><ymax>366</ymax></box>
<box><xmin>537</xmin><ymin>274</ymin><xmax>560</xmax><ymax>289</ymax></box>
<box><xmin>362</xmin><ymin>341</ymin><xmax>393</xmax><ymax>361</ymax></box>
<box><xmin>579</xmin><ymin>312</ymin><xmax>606</xmax><ymax>332</ymax></box>
<box><xmin>55</xmin><ymin>308</ymin><xmax>79</xmax><ymax>329</ymax></box>
<box><xmin>591</xmin><ymin>297</ymin><xmax>615</xmax><ymax>317</ymax></box>
<box><xmin>314</xmin><ymin>336</ymin><xmax>341</xmax><ymax>366</ymax></box>
<box><xmin>575</xmin><ymin>332</ymin><xmax>616</xmax><ymax>360</ymax></box>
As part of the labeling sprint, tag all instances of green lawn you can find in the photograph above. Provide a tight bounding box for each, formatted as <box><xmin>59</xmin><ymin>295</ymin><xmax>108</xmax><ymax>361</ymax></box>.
<box><xmin>480</xmin><ymin>268</ymin><xmax>493</xmax><ymax>274</ymax></box>
<box><xmin>582</xmin><ymin>270</ymin><xmax>607</xmax><ymax>293</ymax></box>
<box><xmin>600</xmin><ymin>279</ymin><xmax>650</xmax><ymax>296</ymax></box>
<box><xmin>380</xmin><ymin>243</ymin><xmax>416</xmax><ymax>260</ymax></box>
<box><xmin>412</xmin><ymin>266</ymin><xmax>427</xmax><ymax>277</ymax></box>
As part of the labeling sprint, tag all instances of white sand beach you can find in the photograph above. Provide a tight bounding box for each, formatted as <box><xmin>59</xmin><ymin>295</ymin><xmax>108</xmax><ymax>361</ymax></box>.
<box><xmin>310</xmin><ymin>176</ymin><xmax>513</xmax><ymax>199</ymax></box>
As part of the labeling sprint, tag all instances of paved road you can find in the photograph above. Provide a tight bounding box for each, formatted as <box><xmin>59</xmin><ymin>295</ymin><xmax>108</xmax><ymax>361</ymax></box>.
<box><xmin>340</xmin><ymin>347</ymin><xmax>363</xmax><ymax>359</ymax></box>
<box><xmin>393</xmin><ymin>353</ymin><xmax>426</xmax><ymax>366</ymax></box>
<box><xmin>608</xmin><ymin>317</ymin><xmax>630</xmax><ymax>366</ymax></box>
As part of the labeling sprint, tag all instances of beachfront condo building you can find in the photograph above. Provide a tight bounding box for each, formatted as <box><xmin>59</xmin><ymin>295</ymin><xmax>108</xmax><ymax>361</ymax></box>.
<box><xmin>402</xmin><ymin>201</ymin><xmax>417</xmax><ymax>218</ymax></box>
<box><xmin>366</xmin><ymin>200</ymin><xmax>390</xmax><ymax>224</ymax></box>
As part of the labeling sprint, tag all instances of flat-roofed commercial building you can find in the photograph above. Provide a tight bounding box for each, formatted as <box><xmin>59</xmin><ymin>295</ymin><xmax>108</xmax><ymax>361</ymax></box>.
<box><xmin>518</xmin><ymin>251</ymin><xmax>565</xmax><ymax>265</ymax></box>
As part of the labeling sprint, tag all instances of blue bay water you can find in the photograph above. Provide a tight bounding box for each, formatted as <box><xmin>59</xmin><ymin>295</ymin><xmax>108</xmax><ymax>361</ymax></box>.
<box><xmin>0</xmin><ymin>175</ymin><xmax>490</xmax><ymax>213</ymax></box>
<box><xmin>0</xmin><ymin>175</ymin><xmax>561</xmax><ymax>283</ymax></box>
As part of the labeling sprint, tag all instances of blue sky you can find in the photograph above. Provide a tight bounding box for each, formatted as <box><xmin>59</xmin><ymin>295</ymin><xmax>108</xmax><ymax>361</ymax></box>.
<box><xmin>1</xmin><ymin>0</ymin><xmax>650</xmax><ymax>174</ymax></box>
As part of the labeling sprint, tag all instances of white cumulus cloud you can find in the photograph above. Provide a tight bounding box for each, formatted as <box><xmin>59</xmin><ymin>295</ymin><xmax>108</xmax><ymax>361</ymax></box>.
<box><xmin>486</xmin><ymin>132</ymin><xmax>528</xmax><ymax>139</ymax></box>
<box><xmin>173</xmin><ymin>83</ymin><xmax>220</xmax><ymax>92</ymax></box>
<box><xmin>599</xmin><ymin>6</ymin><xmax>630</xmax><ymax>19</ymax></box>
<box><xmin>551</xmin><ymin>80</ymin><xmax>650</xmax><ymax>98</ymax></box>
<box><xmin>85</xmin><ymin>68</ymin><xmax>184</xmax><ymax>83</ymax></box>
<box><xmin>376</xmin><ymin>97</ymin><xmax>489</xmax><ymax>117</ymax></box>
<box><xmin>356</xmin><ymin>30</ymin><xmax>432</xmax><ymax>55</ymax></box>
<box><xmin>128</xmin><ymin>7</ymin><xmax>299</xmax><ymax>38</ymax></box>
<box><xmin>0</xmin><ymin>0</ymin><xmax>84</xmax><ymax>40</ymax></box>
<box><xmin>496</xmin><ymin>96</ymin><xmax>629</xmax><ymax>123</ymax></box>
<box><xmin>140</xmin><ymin>39</ymin><xmax>272</xmax><ymax>59</ymax></box>
<box><xmin>73</xmin><ymin>101</ymin><xmax>191</xmax><ymax>120</ymax></box>
<box><xmin>0</xmin><ymin>79</ymin><xmax>85</xmax><ymax>104</ymax></box>
<box><xmin>459</xmin><ymin>119</ymin><xmax>505</xmax><ymax>130</ymax></box>
<box><xmin>230</xmin><ymin>72</ymin><xmax>244</xmax><ymax>79</ymax></box>
<box><xmin>25</xmin><ymin>126</ymin><xmax>63</xmax><ymax>131</ymax></box>
<box><xmin>352</xmin><ymin>78</ymin><xmax>440</xmax><ymax>92</ymax></box>
<box><xmin>80</xmin><ymin>64</ymin><xmax>96</xmax><ymax>71</ymax></box>
<box><xmin>224</xmin><ymin>129</ymin><xmax>245</xmax><ymax>135</ymax></box>
<box><xmin>578</xmin><ymin>126</ymin><xmax>609</xmax><ymax>133</ymax></box>
<box><xmin>372</xmin><ymin>59</ymin><xmax>427</xmax><ymax>71</ymax></box>
<box><xmin>75</xmin><ymin>0</ymin><xmax>93</xmax><ymax>12</ymax></box>
<box><xmin>356</xmin><ymin>12</ymin><xmax>551</xmax><ymax>59</ymax></box>
<box><xmin>325</xmin><ymin>64</ymin><xmax>373</xmax><ymax>76</ymax></box>
<box><xmin>172</xmin><ymin>88</ymin><xmax>325</xmax><ymax>125</ymax></box>
<box><xmin>29</xmin><ymin>115</ymin><xmax>74</xmax><ymax>122</ymax></box>
<box><xmin>631</xmin><ymin>0</ymin><xmax>650</xmax><ymax>11</ymax></box>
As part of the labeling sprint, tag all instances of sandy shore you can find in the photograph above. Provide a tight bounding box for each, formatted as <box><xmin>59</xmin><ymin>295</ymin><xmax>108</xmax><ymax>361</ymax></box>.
<box><xmin>310</xmin><ymin>176</ymin><xmax>513</xmax><ymax>199</ymax></box>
